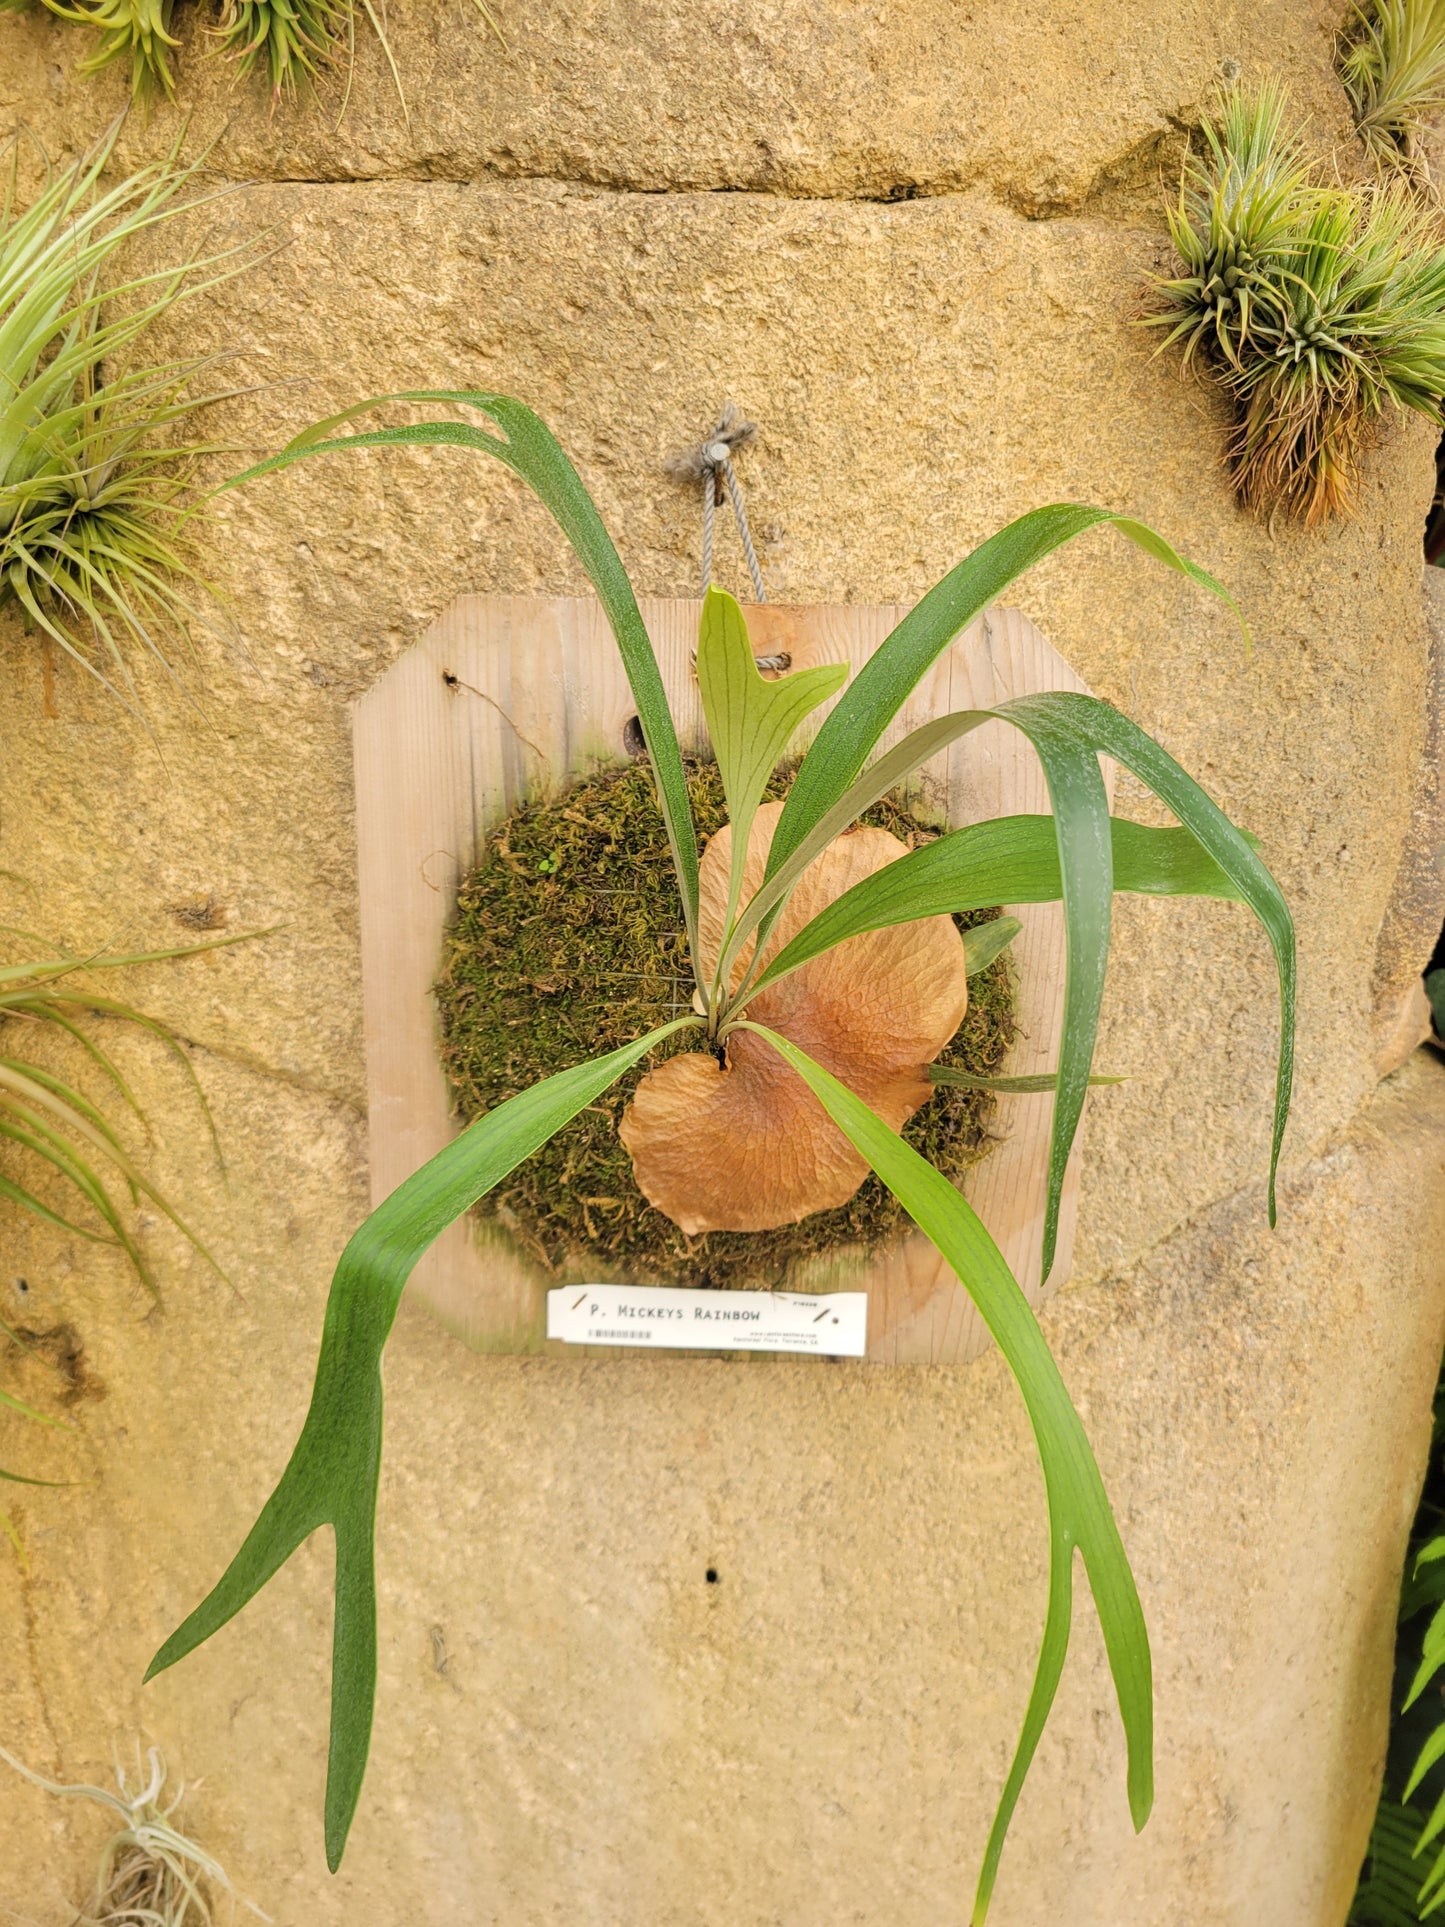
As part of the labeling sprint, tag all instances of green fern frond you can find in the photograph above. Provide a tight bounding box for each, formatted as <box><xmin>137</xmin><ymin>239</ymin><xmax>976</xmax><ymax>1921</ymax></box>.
<box><xmin>1352</xmin><ymin>1797</ymin><xmax>1437</xmax><ymax>1926</ymax></box>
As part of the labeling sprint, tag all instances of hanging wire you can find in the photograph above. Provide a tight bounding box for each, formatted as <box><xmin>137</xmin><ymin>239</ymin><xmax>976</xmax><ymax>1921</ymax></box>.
<box><xmin>667</xmin><ymin>404</ymin><xmax>767</xmax><ymax>602</ymax></box>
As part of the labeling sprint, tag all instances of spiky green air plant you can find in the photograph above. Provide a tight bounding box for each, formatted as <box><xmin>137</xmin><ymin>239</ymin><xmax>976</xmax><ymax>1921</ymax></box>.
<box><xmin>1149</xmin><ymin>81</ymin><xmax>1312</xmax><ymax>372</ymax></box>
<box><xmin>1340</xmin><ymin>0</ymin><xmax>1445</xmax><ymax>171</ymax></box>
<box><xmin>23</xmin><ymin>0</ymin><xmax>504</xmax><ymax>106</ymax></box>
<box><xmin>145</xmin><ymin>391</ymin><xmax>1295</xmax><ymax>1924</ymax></box>
<box><xmin>217</xmin><ymin>0</ymin><xmax>502</xmax><ymax>109</ymax></box>
<box><xmin>0</xmin><ymin>930</ymin><xmax>247</xmax><ymax>1550</ymax></box>
<box><xmin>1148</xmin><ymin>86</ymin><xmax>1445</xmax><ymax>523</ymax></box>
<box><xmin>39</xmin><ymin>0</ymin><xmax>182</xmax><ymax>99</ymax></box>
<box><xmin>0</xmin><ymin>129</ymin><xmax>249</xmax><ymax>709</ymax></box>
<box><xmin>217</xmin><ymin>0</ymin><xmax>340</xmax><ymax>95</ymax></box>
<box><xmin>1228</xmin><ymin>181</ymin><xmax>1445</xmax><ymax>520</ymax></box>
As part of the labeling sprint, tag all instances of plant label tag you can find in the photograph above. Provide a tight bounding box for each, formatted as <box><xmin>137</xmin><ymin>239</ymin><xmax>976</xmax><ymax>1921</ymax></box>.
<box><xmin>546</xmin><ymin>1284</ymin><xmax>868</xmax><ymax>1357</ymax></box>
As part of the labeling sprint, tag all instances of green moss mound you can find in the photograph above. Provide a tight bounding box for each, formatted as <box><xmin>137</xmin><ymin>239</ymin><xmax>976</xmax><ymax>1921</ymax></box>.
<box><xmin>436</xmin><ymin>757</ymin><xmax>1016</xmax><ymax>1289</ymax></box>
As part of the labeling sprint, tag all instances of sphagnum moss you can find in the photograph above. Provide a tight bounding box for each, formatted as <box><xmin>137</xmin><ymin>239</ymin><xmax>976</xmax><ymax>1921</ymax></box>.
<box><xmin>436</xmin><ymin>757</ymin><xmax>1015</xmax><ymax>1289</ymax></box>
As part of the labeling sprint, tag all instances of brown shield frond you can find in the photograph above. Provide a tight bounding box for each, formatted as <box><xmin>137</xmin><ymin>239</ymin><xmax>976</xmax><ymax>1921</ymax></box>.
<box><xmin>619</xmin><ymin>803</ymin><xmax>969</xmax><ymax>1234</ymax></box>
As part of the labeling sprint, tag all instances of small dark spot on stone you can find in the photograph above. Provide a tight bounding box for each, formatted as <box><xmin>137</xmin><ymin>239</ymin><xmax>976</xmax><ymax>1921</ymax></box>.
<box><xmin>705</xmin><ymin>1567</ymin><xmax>719</xmax><ymax>1585</ymax></box>
<box><xmin>169</xmin><ymin>894</ymin><xmax>228</xmax><ymax>931</ymax></box>
<box><xmin>14</xmin><ymin>1278</ymin><xmax>28</xmax><ymax>1295</ymax></box>
<box><xmin>443</xmin><ymin>669</ymin><xmax>460</xmax><ymax>690</ymax></box>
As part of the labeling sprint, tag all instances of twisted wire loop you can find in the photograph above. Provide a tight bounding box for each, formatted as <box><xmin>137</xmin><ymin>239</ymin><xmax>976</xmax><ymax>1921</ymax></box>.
<box><xmin>667</xmin><ymin>403</ymin><xmax>767</xmax><ymax>603</ymax></box>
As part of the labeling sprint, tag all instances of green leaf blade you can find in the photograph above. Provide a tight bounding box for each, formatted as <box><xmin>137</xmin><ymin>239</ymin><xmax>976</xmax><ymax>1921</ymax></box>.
<box><xmin>221</xmin><ymin>393</ymin><xmax>703</xmax><ymax>972</ymax></box>
<box><xmin>696</xmin><ymin>585</ymin><xmax>847</xmax><ymax>968</ymax></box>
<box><xmin>750</xmin><ymin>815</ymin><xmax>1252</xmax><ymax>993</ymax></box>
<box><xmin>740</xmin><ymin>1024</ymin><xmax>1152</xmax><ymax>1922</ymax></box>
<box><xmin>767</xmin><ymin>505</ymin><xmax>1239</xmax><ymax>888</ymax></box>
<box><xmin>962</xmin><ymin>917</ymin><xmax>1022</xmax><ymax>977</ymax></box>
<box><xmin>147</xmin><ymin>1018</ymin><xmax>696</xmax><ymax>1870</ymax></box>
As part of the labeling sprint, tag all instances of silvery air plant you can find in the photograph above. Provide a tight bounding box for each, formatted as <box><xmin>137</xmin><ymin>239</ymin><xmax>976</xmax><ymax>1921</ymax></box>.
<box><xmin>146</xmin><ymin>393</ymin><xmax>1294</xmax><ymax>1924</ymax></box>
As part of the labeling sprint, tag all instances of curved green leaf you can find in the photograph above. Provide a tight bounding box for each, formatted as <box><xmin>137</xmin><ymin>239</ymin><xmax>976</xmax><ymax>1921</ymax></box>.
<box><xmin>962</xmin><ymin>917</ymin><xmax>1023</xmax><ymax>977</ymax></box>
<box><xmin>732</xmin><ymin>691</ymin><xmax>1292</xmax><ymax>1265</ymax></box>
<box><xmin>1406</xmin><ymin>1723</ymin><xmax>1445</xmax><ymax>1806</ymax></box>
<box><xmin>748</xmin><ymin>816</ymin><xmax>1255</xmax><ymax>994</ymax></box>
<box><xmin>767</xmin><ymin>505</ymin><xmax>1242</xmax><ymax>893</ymax></box>
<box><xmin>696</xmin><ymin>585</ymin><xmax>847</xmax><ymax>990</ymax></box>
<box><xmin>147</xmin><ymin>1019</ymin><xmax>696</xmax><ymax>1871</ymax></box>
<box><xmin>220</xmin><ymin>392</ymin><xmax>703</xmax><ymax>978</ymax></box>
<box><xmin>1024</xmin><ymin>693</ymin><xmax>1294</xmax><ymax>1228</ymax></box>
<box><xmin>740</xmin><ymin>1023</ymin><xmax>1150</xmax><ymax>1925</ymax></box>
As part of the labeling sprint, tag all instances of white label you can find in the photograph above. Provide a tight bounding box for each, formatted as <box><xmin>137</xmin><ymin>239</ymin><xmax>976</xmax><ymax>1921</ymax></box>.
<box><xmin>546</xmin><ymin>1283</ymin><xmax>868</xmax><ymax>1357</ymax></box>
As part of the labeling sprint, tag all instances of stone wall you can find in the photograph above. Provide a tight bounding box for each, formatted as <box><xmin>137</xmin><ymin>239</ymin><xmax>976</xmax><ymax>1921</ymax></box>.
<box><xmin>2</xmin><ymin>5</ymin><xmax>1445</xmax><ymax>1922</ymax></box>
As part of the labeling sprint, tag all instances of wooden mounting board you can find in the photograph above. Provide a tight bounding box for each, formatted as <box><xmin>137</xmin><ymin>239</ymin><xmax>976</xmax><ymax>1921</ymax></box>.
<box><xmin>352</xmin><ymin>597</ymin><xmax>1114</xmax><ymax>1366</ymax></box>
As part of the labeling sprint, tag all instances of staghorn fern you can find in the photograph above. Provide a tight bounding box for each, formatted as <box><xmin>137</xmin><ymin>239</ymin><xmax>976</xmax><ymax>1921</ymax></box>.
<box><xmin>1147</xmin><ymin>86</ymin><xmax>1445</xmax><ymax>522</ymax></box>
<box><xmin>144</xmin><ymin>390</ymin><xmax>1295</xmax><ymax>1924</ymax></box>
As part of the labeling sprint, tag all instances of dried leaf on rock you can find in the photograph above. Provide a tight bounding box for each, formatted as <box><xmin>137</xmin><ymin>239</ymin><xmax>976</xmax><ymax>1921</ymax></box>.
<box><xmin>620</xmin><ymin>802</ymin><xmax>968</xmax><ymax>1233</ymax></box>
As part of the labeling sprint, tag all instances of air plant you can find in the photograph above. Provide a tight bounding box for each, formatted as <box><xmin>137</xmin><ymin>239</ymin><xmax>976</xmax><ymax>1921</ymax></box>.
<box><xmin>0</xmin><ymin>128</ymin><xmax>248</xmax><ymax>709</ymax></box>
<box><xmin>1341</xmin><ymin>0</ymin><xmax>1445</xmax><ymax>171</ymax></box>
<box><xmin>143</xmin><ymin>392</ymin><xmax>1295</xmax><ymax>1922</ymax></box>
<box><xmin>1148</xmin><ymin>86</ymin><xmax>1445</xmax><ymax>522</ymax></box>
<box><xmin>0</xmin><ymin>929</ymin><xmax>240</xmax><ymax>1547</ymax></box>
<box><xmin>0</xmin><ymin>1743</ymin><xmax>265</xmax><ymax>1925</ymax></box>
<box><xmin>39</xmin><ymin>0</ymin><xmax>183</xmax><ymax>98</ymax></box>
<box><xmin>1151</xmin><ymin>81</ymin><xmax>1314</xmax><ymax>374</ymax></box>
<box><xmin>26</xmin><ymin>0</ymin><xmax>503</xmax><ymax>107</ymax></box>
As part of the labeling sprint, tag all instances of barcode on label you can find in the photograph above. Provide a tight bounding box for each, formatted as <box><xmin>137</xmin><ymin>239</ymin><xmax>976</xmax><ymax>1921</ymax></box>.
<box><xmin>587</xmin><ymin>1327</ymin><xmax>654</xmax><ymax>1341</ymax></box>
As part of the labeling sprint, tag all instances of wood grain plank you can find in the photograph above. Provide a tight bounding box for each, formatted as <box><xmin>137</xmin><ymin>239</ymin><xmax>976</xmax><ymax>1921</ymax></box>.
<box><xmin>352</xmin><ymin>597</ymin><xmax>1112</xmax><ymax>1365</ymax></box>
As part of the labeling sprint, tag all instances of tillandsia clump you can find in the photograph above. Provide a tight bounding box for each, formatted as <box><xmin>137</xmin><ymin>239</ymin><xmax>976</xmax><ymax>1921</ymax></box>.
<box><xmin>0</xmin><ymin>927</ymin><xmax>240</xmax><ymax>1552</ymax></box>
<box><xmin>436</xmin><ymin>757</ymin><xmax>1019</xmax><ymax>1287</ymax></box>
<box><xmin>1147</xmin><ymin>83</ymin><xmax>1445</xmax><ymax>523</ymax></box>
<box><xmin>0</xmin><ymin>125</ymin><xmax>254</xmax><ymax>708</ymax></box>
<box><xmin>9</xmin><ymin>0</ymin><xmax>503</xmax><ymax>106</ymax></box>
<box><xmin>145</xmin><ymin>391</ymin><xmax>1295</xmax><ymax>1925</ymax></box>
<box><xmin>0</xmin><ymin>1743</ymin><xmax>259</xmax><ymax>1925</ymax></box>
<box><xmin>1340</xmin><ymin>0</ymin><xmax>1445</xmax><ymax>173</ymax></box>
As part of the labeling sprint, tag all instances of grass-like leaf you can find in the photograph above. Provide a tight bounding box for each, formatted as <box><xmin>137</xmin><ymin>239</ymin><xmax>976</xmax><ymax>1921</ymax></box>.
<box><xmin>41</xmin><ymin>0</ymin><xmax>182</xmax><ymax>98</ymax></box>
<box><xmin>36</xmin><ymin>0</ymin><xmax>504</xmax><ymax>106</ymax></box>
<box><xmin>961</xmin><ymin>917</ymin><xmax>1022</xmax><ymax>977</ymax></box>
<box><xmin>767</xmin><ymin>504</ymin><xmax>1240</xmax><ymax>896</ymax></box>
<box><xmin>734</xmin><ymin>687</ymin><xmax>1290</xmax><ymax>1282</ymax></box>
<box><xmin>739</xmin><ymin>1022</ymin><xmax>1150</xmax><ymax>1922</ymax></box>
<box><xmin>147</xmin><ymin>1018</ymin><xmax>695</xmax><ymax>1870</ymax></box>
<box><xmin>0</xmin><ymin>927</ymin><xmax>252</xmax><ymax>1536</ymax></box>
<box><xmin>219</xmin><ymin>391</ymin><xmax>704</xmax><ymax>974</ymax></box>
